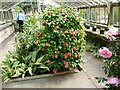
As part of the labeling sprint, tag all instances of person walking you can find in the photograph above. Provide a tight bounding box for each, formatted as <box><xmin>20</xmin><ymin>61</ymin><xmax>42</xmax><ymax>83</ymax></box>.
<box><xmin>17</xmin><ymin>11</ymin><xmax>25</xmax><ymax>33</ymax></box>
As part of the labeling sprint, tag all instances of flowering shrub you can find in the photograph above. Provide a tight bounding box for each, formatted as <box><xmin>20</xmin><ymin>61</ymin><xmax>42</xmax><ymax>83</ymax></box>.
<box><xmin>99</xmin><ymin>47</ymin><xmax>112</xmax><ymax>58</ymax></box>
<box><xmin>97</xmin><ymin>27</ymin><xmax>120</xmax><ymax>89</ymax></box>
<box><xmin>2</xmin><ymin>6</ymin><xmax>86</xmax><ymax>82</ymax></box>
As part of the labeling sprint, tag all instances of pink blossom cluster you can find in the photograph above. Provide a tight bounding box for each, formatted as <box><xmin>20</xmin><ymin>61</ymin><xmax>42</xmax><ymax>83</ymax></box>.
<box><xmin>105</xmin><ymin>28</ymin><xmax>118</xmax><ymax>41</ymax></box>
<box><xmin>108</xmin><ymin>77</ymin><xmax>120</xmax><ymax>85</ymax></box>
<box><xmin>99</xmin><ymin>47</ymin><xmax>112</xmax><ymax>58</ymax></box>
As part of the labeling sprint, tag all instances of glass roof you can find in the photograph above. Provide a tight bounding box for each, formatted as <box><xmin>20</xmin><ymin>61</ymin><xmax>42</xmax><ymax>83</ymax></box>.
<box><xmin>0</xmin><ymin>0</ymin><xmax>119</xmax><ymax>10</ymax></box>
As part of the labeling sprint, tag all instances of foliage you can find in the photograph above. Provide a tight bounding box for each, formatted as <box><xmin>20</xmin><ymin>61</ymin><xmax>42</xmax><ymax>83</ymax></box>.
<box><xmin>86</xmin><ymin>39</ymin><xmax>101</xmax><ymax>58</ymax></box>
<box><xmin>96</xmin><ymin>29</ymin><xmax>120</xmax><ymax>89</ymax></box>
<box><xmin>2</xmin><ymin>5</ymin><xmax>86</xmax><ymax>83</ymax></box>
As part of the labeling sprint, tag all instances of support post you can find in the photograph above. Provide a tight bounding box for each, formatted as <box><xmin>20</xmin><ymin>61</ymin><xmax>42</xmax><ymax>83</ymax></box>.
<box><xmin>118</xmin><ymin>1</ymin><xmax>120</xmax><ymax>32</ymax></box>
<box><xmin>107</xmin><ymin>2</ymin><xmax>114</xmax><ymax>26</ymax></box>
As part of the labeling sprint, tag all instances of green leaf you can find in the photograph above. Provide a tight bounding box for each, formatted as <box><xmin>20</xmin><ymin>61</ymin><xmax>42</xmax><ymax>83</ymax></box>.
<box><xmin>38</xmin><ymin>66</ymin><xmax>50</xmax><ymax>71</ymax></box>
<box><xmin>36</xmin><ymin>56</ymin><xmax>44</xmax><ymax>63</ymax></box>
<box><xmin>32</xmin><ymin>51</ymin><xmax>37</xmax><ymax>62</ymax></box>
<box><xmin>28</xmin><ymin>67</ymin><xmax>33</xmax><ymax>75</ymax></box>
<box><xmin>4</xmin><ymin>77</ymin><xmax>10</xmax><ymax>83</ymax></box>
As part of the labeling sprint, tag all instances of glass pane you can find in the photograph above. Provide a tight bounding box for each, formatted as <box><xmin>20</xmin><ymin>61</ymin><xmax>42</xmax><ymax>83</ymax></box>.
<box><xmin>113</xmin><ymin>6</ymin><xmax>119</xmax><ymax>25</ymax></box>
<box><xmin>96</xmin><ymin>8</ymin><xmax>100</xmax><ymax>23</ymax></box>
<box><xmin>100</xmin><ymin>8</ymin><xmax>104</xmax><ymax>23</ymax></box>
<box><xmin>0</xmin><ymin>11</ymin><xmax>4</xmax><ymax>24</ymax></box>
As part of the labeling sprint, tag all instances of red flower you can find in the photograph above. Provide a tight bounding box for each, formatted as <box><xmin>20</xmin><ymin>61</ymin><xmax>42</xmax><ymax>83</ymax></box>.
<box><xmin>38</xmin><ymin>32</ymin><xmax>41</xmax><ymax>37</ymax></box>
<box><xmin>55</xmin><ymin>55</ymin><xmax>58</xmax><ymax>58</ymax></box>
<box><xmin>62</xmin><ymin>31</ymin><xmax>64</xmax><ymax>34</ymax></box>
<box><xmin>56</xmin><ymin>51</ymin><xmax>61</xmax><ymax>55</ymax></box>
<box><xmin>77</xmin><ymin>30</ymin><xmax>80</xmax><ymax>33</ymax></box>
<box><xmin>67</xmin><ymin>52</ymin><xmax>71</xmax><ymax>56</ymax></box>
<box><xmin>41</xmin><ymin>48</ymin><xmax>45</xmax><ymax>52</ymax></box>
<box><xmin>63</xmin><ymin>42</ymin><xmax>66</xmax><ymax>46</ymax></box>
<box><xmin>70</xmin><ymin>30</ymin><xmax>75</xmax><ymax>35</ymax></box>
<box><xmin>45</xmin><ymin>42</ymin><xmax>49</xmax><ymax>46</ymax></box>
<box><xmin>44</xmin><ymin>20</ymin><xmax>47</xmax><ymax>25</ymax></box>
<box><xmin>74</xmin><ymin>54</ymin><xmax>78</xmax><ymax>58</ymax></box>
<box><xmin>47</xmin><ymin>60</ymin><xmax>50</xmax><ymax>64</ymax></box>
<box><xmin>55</xmin><ymin>26</ymin><xmax>59</xmax><ymax>31</ymax></box>
<box><xmin>64</xmin><ymin>52</ymin><xmax>71</xmax><ymax>59</ymax></box>
<box><xmin>63</xmin><ymin>17</ymin><xmax>66</xmax><ymax>21</ymax></box>
<box><xmin>69</xmin><ymin>68</ymin><xmax>73</xmax><ymax>71</ymax></box>
<box><xmin>65</xmin><ymin>65</ymin><xmax>68</xmax><ymax>68</ymax></box>
<box><xmin>47</xmin><ymin>11</ymin><xmax>51</xmax><ymax>15</ymax></box>
<box><xmin>53</xmin><ymin>70</ymin><xmax>57</xmax><ymax>74</ymax></box>
<box><xmin>64</xmin><ymin>53</ymin><xmax>69</xmax><ymax>59</ymax></box>
<box><xmin>37</xmin><ymin>40</ymin><xmax>40</xmax><ymax>43</ymax></box>
<box><xmin>72</xmin><ymin>36</ymin><xmax>75</xmax><ymax>38</ymax></box>
<box><xmin>64</xmin><ymin>61</ymin><xmax>68</xmax><ymax>65</ymax></box>
<box><xmin>51</xmin><ymin>21</ymin><xmax>55</xmax><ymax>25</ymax></box>
<box><xmin>73</xmin><ymin>46</ymin><xmax>77</xmax><ymax>51</ymax></box>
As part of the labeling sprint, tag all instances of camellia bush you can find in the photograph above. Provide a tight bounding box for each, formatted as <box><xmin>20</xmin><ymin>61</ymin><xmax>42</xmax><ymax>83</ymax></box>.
<box><xmin>2</xmin><ymin>5</ymin><xmax>86</xmax><ymax>83</ymax></box>
<box><xmin>96</xmin><ymin>27</ymin><xmax>120</xmax><ymax>89</ymax></box>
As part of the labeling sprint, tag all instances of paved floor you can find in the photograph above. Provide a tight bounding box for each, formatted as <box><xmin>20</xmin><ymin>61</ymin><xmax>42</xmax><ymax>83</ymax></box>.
<box><xmin>0</xmin><ymin>33</ymin><xmax>106</xmax><ymax>88</ymax></box>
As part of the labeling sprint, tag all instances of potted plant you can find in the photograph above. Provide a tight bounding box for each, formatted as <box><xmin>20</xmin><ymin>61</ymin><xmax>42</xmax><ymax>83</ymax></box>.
<box><xmin>92</xmin><ymin>26</ymin><xmax>96</xmax><ymax>31</ymax></box>
<box><xmin>85</xmin><ymin>23</ymin><xmax>90</xmax><ymax>29</ymax></box>
<box><xmin>100</xmin><ymin>28</ymin><xmax>105</xmax><ymax>34</ymax></box>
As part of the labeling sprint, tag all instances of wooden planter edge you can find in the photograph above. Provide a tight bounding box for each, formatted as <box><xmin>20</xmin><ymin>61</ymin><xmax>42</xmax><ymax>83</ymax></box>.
<box><xmin>5</xmin><ymin>70</ymin><xmax>80</xmax><ymax>83</ymax></box>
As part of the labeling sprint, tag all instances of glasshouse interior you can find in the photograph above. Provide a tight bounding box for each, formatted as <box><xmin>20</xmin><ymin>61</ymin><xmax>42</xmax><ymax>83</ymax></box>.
<box><xmin>0</xmin><ymin>0</ymin><xmax>120</xmax><ymax>89</ymax></box>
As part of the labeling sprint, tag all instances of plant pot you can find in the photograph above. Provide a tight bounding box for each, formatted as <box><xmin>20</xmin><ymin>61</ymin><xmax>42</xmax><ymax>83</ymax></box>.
<box><xmin>92</xmin><ymin>27</ymin><xmax>96</xmax><ymax>31</ymax></box>
<box><xmin>86</xmin><ymin>25</ymin><xmax>90</xmax><ymax>29</ymax></box>
<box><xmin>100</xmin><ymin>30</ymin><xmax>104</xmax><ymax>34</ymax></box>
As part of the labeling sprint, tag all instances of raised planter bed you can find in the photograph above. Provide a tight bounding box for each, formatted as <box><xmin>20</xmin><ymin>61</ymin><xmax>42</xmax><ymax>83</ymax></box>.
<box><xmin>4</xmin><ymin>70</ymin><xmax>79</xmax><ymax>83</ymax></box>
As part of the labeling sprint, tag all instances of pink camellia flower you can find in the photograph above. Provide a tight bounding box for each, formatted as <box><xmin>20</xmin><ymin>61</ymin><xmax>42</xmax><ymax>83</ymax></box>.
<box><xmin>38</xmin><ymin>32</ymin><xmax>41</xmax><ymax>37</ymax></box>
<box><xmin>105</xmin><ymin>28</ymin><xmax>118</xmax><ymax>36</ymax></box>
<box><xmin>73</xmin><ymin>46</ymin><xmax>77</xmax><ymax>51</ymax></box>
<box><xmin>64</xmin><ymin>61</ymin><xmax>68</xmax><ymax>65</ymax></box>
<box><xmin>63</xmin><ymin>42</ymin><xmax>66</xmax><ymax>46</ymax></box>
<box><xmin>99</xmin><ymin>47</ymin><xmax>112</xmax><ymax>58</ymax></box>
<box><xmin>65</xmin><ymin>65</ymin><xmax>68</xmax><ymax>68</ymax></box>
<box><xmin>70</xmin><ymin>30</ymin><xmax>75</xmax><ymax>35</ymax></box>
<box><xmin>45</xmin><ymin>42</ymin><xmax>49</xmax><ymax>46</ymax></box>
<box><xmin>53</xmin><ymin>70</ymin><xmax>57</xmax><ymax>74</ymax></box>
<box><xmin>46</xmin><ymin>60</ymin><xmax>50</xmax><ymax>64</ymax></box>
<box><xmin>37</xmin><ymin>40</ymin><xmax>40</xmax><ymax>43</ymax></box>
<box><xmin>108</xmin><ymin>77</ymin><xmax>119</xmax><ymax>85</ymax></box>
<box><xmin>55</xmin><ymin>55</ymin><xmax>58</xmax><ymax>58</ymax></box>
<box><xmin>74</xmin><ymin>54</ymin><xmax>78</xmax><ymax>58</ymax></box>
<box><xmin>105</xmin><ymin>28</ymin><xmax>118</xmax><ymax>40</ymax></box>
<box><xmin>72</xmin><ymin>36</ymin><xmax>75</xmax><ymax>39</ymax></box>
<box><xmin>56</xmin><ymin>51</ymin><xmax>61</xmax><ymax>55</ymax></box>
<box><xmin>41</xmin><ymin>48</ymin><xmax>44</xmax><ymax>52</ymax></box>
<box><xmin>69</xmin><ymin>68</ymin><xmax>73</xmax><ymax>71</ymax></box>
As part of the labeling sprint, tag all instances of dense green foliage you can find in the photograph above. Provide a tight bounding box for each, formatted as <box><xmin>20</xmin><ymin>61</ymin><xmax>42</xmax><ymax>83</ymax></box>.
<box><xmin>2</xmin><ymin>6</ymin><xmax>86</xmax><ymax>83</ymax></box>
